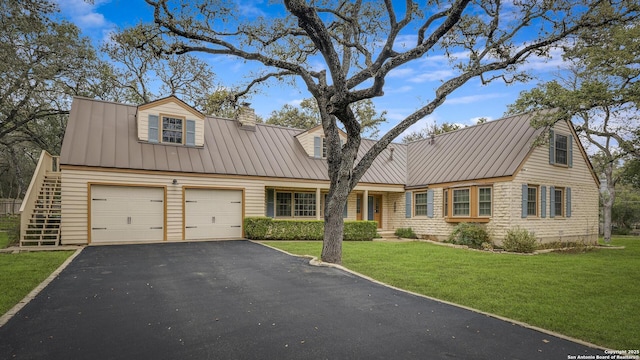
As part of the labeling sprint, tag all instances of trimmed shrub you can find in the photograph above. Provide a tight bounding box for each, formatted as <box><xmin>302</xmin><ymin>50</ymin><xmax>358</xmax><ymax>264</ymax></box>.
<box><xmin>343</xmin><ymin>221</ymin><xmax>377</xmax><ymax>241</ymax></box>
<box><xmin>502</xmin><ymin>226</ymin><xmax>538</xmax><ymax>253</ymax></box>
<box><xmin>243</xmin><ymin>217</ymin><xmax>376</xmax><ymax>241</ymax></box>
<box><xmin>447</xmin><ymin>222</ymin><xmax>490</xmax><ymax>249</ymax></box>
<box><xmin>394</xmin><ymin>227</ymin><xmax>417</xmax><ymax>239</ymax></box>
<box><xmin>243</xmin><ymin>217</ymin><xmax>272</xmax><ymax>239</ymax></box>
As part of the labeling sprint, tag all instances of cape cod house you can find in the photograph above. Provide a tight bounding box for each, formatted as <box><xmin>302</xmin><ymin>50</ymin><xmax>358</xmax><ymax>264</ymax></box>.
<box><xmin>19</xmin><ymin>96</ymin><xmax>599</xmax><ymax>246</ymax></box>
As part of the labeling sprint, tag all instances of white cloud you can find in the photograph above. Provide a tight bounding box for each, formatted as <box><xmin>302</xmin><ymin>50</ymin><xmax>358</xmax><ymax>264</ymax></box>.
<box><xmin>397</xmin><ymin>114</ymin><xmax>439</xmax><ymax>140</ymax></box>
<box><xmin>287</xmin><ymin>99</ymin><xmax>304</xmax><ymax>107</ymax></box>
<box><xmin>55</xmin><ymin>0</ymin><xmax>112</xmax><ymax>30</ymax></box>
<box><xmin>408</xmin><ymin>69</ymin><xmax>456</xmax><ymax>83</ymax></box>
<box><xmin>392</xmin><ymin>35</ymin><xmax>418</xmax><ymax>51</ymax></box>
<box><xmin>520</xmin><ymin>46</ymin><xmax>569</xmax><ymax>72</ymax></box>
<box><xmin>388</xmin><ymin>68</ymin><xmax>414</xmax><ymax>78</ymax></box>
<box><xmin>444</xmin><ymin>93</ymin><xmax>504</xmax><ymax>105</ymax></box>
<box><xmin>385</xmin><ymin>85</ymin><xmax>413</xmax><ymax>94</ymax></box>
<box><xmin>237</xmin><ymin>0</ymin><xmax>267</xmax><ymax>17</ymax></box>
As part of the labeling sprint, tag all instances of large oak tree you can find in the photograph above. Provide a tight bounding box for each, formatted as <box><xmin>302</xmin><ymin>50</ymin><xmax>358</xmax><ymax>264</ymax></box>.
<box><xmin>144</xmin><ymin>0</ymin><xmax>637</xmax><ymax>263</ymax></box>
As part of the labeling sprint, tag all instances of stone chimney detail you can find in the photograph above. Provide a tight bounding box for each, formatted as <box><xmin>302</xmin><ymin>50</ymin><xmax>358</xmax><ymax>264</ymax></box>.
<box><xmin>237</xmin><ymin>102</ymin><xmax>257</xmax><ymax>131</ymax></box>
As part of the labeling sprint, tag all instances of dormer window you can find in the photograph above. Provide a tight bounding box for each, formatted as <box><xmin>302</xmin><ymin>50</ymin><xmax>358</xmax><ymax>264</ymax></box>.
<box><xmin>162</xmin><ymin>115</ymin><xmax>184</xmax><ymax>144</ymax></box>
<box><xmin>549</xmin><ymin>130</ymin><xmax>572</xmax><ymax>167</ymax></box>
<box><xmin>148</xmin><ymin>114</ymin><xmax>196</xmax><ymax>146</ymax></box>
<box><xmin>322</xmin><ymin>137</ymin><xmax>327</xmax><ymax>158</ymax></box>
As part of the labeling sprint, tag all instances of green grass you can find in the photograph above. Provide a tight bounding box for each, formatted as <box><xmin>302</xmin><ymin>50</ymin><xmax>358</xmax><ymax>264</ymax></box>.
<box><xmin>0</xmin><ymin>251</ymin><xmax>75</xmax><ymax>316</ymax></box>
<box><xmin>262</xmin><ymin>237</ymin><xmax>640</xmax><ymax>349</ymax></box>
<box><xmin>0</xmin><ymin>232</ymin><xmax>9</xmax><ymax>249</ymax></box>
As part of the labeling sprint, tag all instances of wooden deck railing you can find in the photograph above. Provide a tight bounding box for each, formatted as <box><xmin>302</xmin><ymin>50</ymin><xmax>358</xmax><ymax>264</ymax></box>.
<box><xmin>19</xmin><ymin>151</ymin><xmax>60</xmax><ymax>244</ymax></box>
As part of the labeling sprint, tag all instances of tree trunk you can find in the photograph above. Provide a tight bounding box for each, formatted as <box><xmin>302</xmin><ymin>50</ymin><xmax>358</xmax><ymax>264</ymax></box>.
<box><xmin>322</xmin><ymin>203</ymin><xmax>345</xmax><ymax>264</ymax></box>
<box><xmin>602</xmin><ymin>163</ymin><xmax>616</xmax><ymax>244</ymax></box>
<box><xmin>321</xmin><ymin>169</ymin><xmax>352</xmax><ymax>264</ymax></box>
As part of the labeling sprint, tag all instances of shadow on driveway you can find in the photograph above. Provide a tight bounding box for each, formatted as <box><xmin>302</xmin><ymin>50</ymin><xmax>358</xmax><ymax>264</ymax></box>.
<box><xmin>0</xmin><ymin>241</ymin><xmax>606</xmax><ymax>359</ymax></box>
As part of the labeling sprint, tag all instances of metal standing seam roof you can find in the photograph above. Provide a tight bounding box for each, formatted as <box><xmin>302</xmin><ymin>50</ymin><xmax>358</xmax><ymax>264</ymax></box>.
<box><xmin>60</xmin><ymin>97</ymin><xmax>408</xmax><ymax>185</ymax></box>
<box><xmin>60</xmin><ymin>97</ymin><xmax>542</xmax><ymax>187</ymax></box>
<box><xmin>406</xmin><ymin>112</ymin><xmax>544</xmax><ymax>187</ymax></box>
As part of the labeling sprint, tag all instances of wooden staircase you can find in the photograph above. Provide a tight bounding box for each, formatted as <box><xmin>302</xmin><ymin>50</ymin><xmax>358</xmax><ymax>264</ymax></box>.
<box><xmin>21</xmin><ymin>173</ymin><xmax>61</xmax><ymax>246</ymax></box>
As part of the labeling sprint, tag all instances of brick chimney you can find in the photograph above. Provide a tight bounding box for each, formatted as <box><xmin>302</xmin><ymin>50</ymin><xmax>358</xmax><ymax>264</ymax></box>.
<box><xmin>237</xmin><ymin>102</ymin><xmax>257</xmax><ymax>131</ymax></box>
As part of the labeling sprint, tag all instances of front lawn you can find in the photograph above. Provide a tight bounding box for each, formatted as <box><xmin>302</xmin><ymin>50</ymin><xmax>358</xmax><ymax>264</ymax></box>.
<box><xmin>262</xmin><ymin>237</ymin><xmax>640</xmax><ymax>350</ymax></box>
<box><xmin>0</xmin><ymin>251</ymin><xmax>75</xmax><ymax>316</ymax></box>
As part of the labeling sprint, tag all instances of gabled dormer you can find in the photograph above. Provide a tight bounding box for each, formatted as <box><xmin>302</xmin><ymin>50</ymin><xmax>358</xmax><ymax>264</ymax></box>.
<box><xmin>295</xmin><ymin>125</ymin><xmax>347</xmax><ymax>158</ymax></box>
<box><xmin>137</xmin><ymin>96</ymin><xmax>205</xmax><ymax>147</ymax></box>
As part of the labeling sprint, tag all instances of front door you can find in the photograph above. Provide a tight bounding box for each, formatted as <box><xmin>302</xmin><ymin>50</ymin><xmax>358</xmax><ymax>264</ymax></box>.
<box><xmin>368</xmin><ymin>195</ymin><xmax>383</xmax><ymax>228</ymax></box>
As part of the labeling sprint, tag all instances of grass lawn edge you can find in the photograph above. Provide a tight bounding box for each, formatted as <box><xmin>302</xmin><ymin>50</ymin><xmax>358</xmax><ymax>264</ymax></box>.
<box><xmin>0</xmin><ymin>248</ymin><xmax>84</xmax><ymax>327</ymax></box>
<box><xmin>254</xmin><ymin>240</ymin><xmax>610</xmax><ymax>352</ymax></box>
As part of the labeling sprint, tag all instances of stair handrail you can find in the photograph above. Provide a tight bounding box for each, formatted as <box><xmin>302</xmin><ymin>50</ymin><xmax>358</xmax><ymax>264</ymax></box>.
<box><xmin>19</xmin><ymin>150</ymin><xmax>56</xmax><ymax>245</ymax></box>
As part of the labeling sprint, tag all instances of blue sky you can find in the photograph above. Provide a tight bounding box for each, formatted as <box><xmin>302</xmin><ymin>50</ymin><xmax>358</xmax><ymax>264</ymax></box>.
<box><xmin>54</xmin><ymin>0</ymin><xmax>569</xmax><ymax>138</ymax></box>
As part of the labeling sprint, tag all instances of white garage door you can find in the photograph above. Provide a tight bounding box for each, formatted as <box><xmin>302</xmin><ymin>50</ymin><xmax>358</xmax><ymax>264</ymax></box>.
<box><xmin>185</xmin><ymin>189</ymin><xmax>243</xmax><ymax>240</ymax></box>
<box><xmin>91</xmin><ymin>185</ymin><xmax>164</xmax><ymax>243</ymax></box>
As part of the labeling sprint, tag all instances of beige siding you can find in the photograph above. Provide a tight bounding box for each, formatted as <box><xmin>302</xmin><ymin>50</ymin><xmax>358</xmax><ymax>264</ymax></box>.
<box><xmin>388</xmin><ymin>188</ymin><xmax>456</xmax><ymax>240</ymax></box>
<box><xmin>61</xmin><ymin>168</ymin><xmax>266</xmax><ymax>244</ymax></box>
<box><xmin>389</xmin><ymin>121</ymin><xmax>599</xmax><ymax>245</ymax></box>
<box><xmin>510</xmin><ymin>121</ymin><xmax>599</xmax><ymax>243</ymax></box>
<box><xmin>295</xmin><ymin>127</ymin><xmax>347</xmax><ymax>158</ymax></box>
<box><xmin>137</xmin><ymin>100</ymin><xmax>205</xmax><ymax>146</ymax></box>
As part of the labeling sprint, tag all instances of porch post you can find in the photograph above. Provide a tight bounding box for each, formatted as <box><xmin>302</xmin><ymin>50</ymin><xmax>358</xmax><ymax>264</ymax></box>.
<box><xmin>362</xmin><ymin>189</ymin><xmax>369</xmax><ymax>221</ymax></box>
<box><xmin>316</xmin><ymin>187</ymin><xmax>321</xmax><ymax>220</ymax></box>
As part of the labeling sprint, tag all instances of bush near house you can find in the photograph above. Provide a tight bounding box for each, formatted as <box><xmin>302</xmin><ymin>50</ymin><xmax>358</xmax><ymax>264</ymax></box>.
<box><xmin>502</xmin><ymin>226</ymin><xmax>538</xmax><ymax>253</ymax></box>
<box><xmin>244</xmin><ymin>217</ymin><xmax>377</xmax><ymax>241</ymax></box>
<box><xmin>394</xmin><ymin>228</ymin><xmax>417</xmax><ymax>239</ymax></box>
<box><xmin>446</xmin><ymin>222</ymin><xmax>491</xmax><ymax>249</ymax></box>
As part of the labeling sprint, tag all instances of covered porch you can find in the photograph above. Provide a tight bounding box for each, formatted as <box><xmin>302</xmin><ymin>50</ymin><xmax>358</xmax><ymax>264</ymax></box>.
<box><xmin>263</xmin><ymin>182</ymin><xmax>405</xmax><ymax>231</ymax></box>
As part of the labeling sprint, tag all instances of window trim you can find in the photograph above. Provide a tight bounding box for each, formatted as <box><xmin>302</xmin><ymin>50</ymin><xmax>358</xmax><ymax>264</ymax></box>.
<box><xmin>322</xmin><ymin>137</ymin><xmax>327</xmax><ymax>158</ymax></box>
<box><xmin>554</xmin><ymin>187</ymin><xmax>564</xmax><ymax>218</ymax></box>
<box><xmin>527</xmin><ymin>185</ymin><xmax>539</xmax><ymax>218</ymax></box>
<box><xmin>443</xmin><ymin>185</ymin><xmax>492</xmax><ymax>223</ymax></box>
<box><xmin>160</xmin><ymin>113</ymin><xmax>186</xmax><ymax>145</ymax></box>
<box><xmin>477</xmin><ymin>187</ymin><xmax>492</xmax><ymax>217</ymax></box>
<box><xmin>275</xmin><ymin>191</ymin><xmax>317</xmax><ymax>218</ymax></box>
<box><xmin>452</xmin><ymin>188</ymin><xmax>471</xmax><ymax>217</ymax></box>
<box><xmin>414</xmin><ymin>192</ymin><xmax>428</xmax><ymax>216</ymax></box>
<box><xmin>554</xmin><ymin>133</ymin><xmax>568</xmax><ymax>166</ymax></box>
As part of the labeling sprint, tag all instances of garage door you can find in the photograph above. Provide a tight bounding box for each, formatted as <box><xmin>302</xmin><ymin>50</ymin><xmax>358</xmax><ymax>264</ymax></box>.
<box><xmin>91</xmin><ymin>185</ymin><xmax>165</xmax><ymax>243</ymax></box>
<box><xmin>185</xmin><ymin>189</ymin><xmax>243</xmax><ymax>240</ymax></box>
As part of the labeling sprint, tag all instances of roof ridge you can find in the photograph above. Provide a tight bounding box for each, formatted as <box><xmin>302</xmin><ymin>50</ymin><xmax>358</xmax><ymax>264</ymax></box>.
<box><xmin>73</xmin><ymin>96</ymin><xmax>138</xmax><ymax>107</ymax></box>
<box><xmin>405</xmin><ymin>111</ymin><xmax>534</xmax><ymax>145</ymax></box>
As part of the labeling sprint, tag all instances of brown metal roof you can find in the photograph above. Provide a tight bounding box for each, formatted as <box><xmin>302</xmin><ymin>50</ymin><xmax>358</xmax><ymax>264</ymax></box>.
<box><xmin>60</xmin><ymin>97</ymin><xmax>408</xmax><ymax>185</ymax></box>
<box><xmin>406</xmin><ymin>112</ymin><xmax>543</xmax><ymax>187</ymax></box>
<box><xmin>60</xmin><ymin>97</ymin><xmax>543</xmax><ymax>187</ymax></box>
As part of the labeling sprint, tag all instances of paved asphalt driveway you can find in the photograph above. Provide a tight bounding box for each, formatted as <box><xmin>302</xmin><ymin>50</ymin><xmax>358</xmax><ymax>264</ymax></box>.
<box><xmin>1</xmin><ymin>241</ymin><xmax>606</xmax><ymax>359</ymax></box>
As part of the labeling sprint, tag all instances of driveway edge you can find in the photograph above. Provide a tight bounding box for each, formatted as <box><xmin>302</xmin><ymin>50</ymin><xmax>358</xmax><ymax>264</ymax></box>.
<box><xmin>254</xmin><ymin>241</ymin><xmax>609</xmax><ymax>352</ymax></box>
<box><xmin>0</xmin><ymin>248</ymin><xmax>84</xmax><ymax>328</ymax></box>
